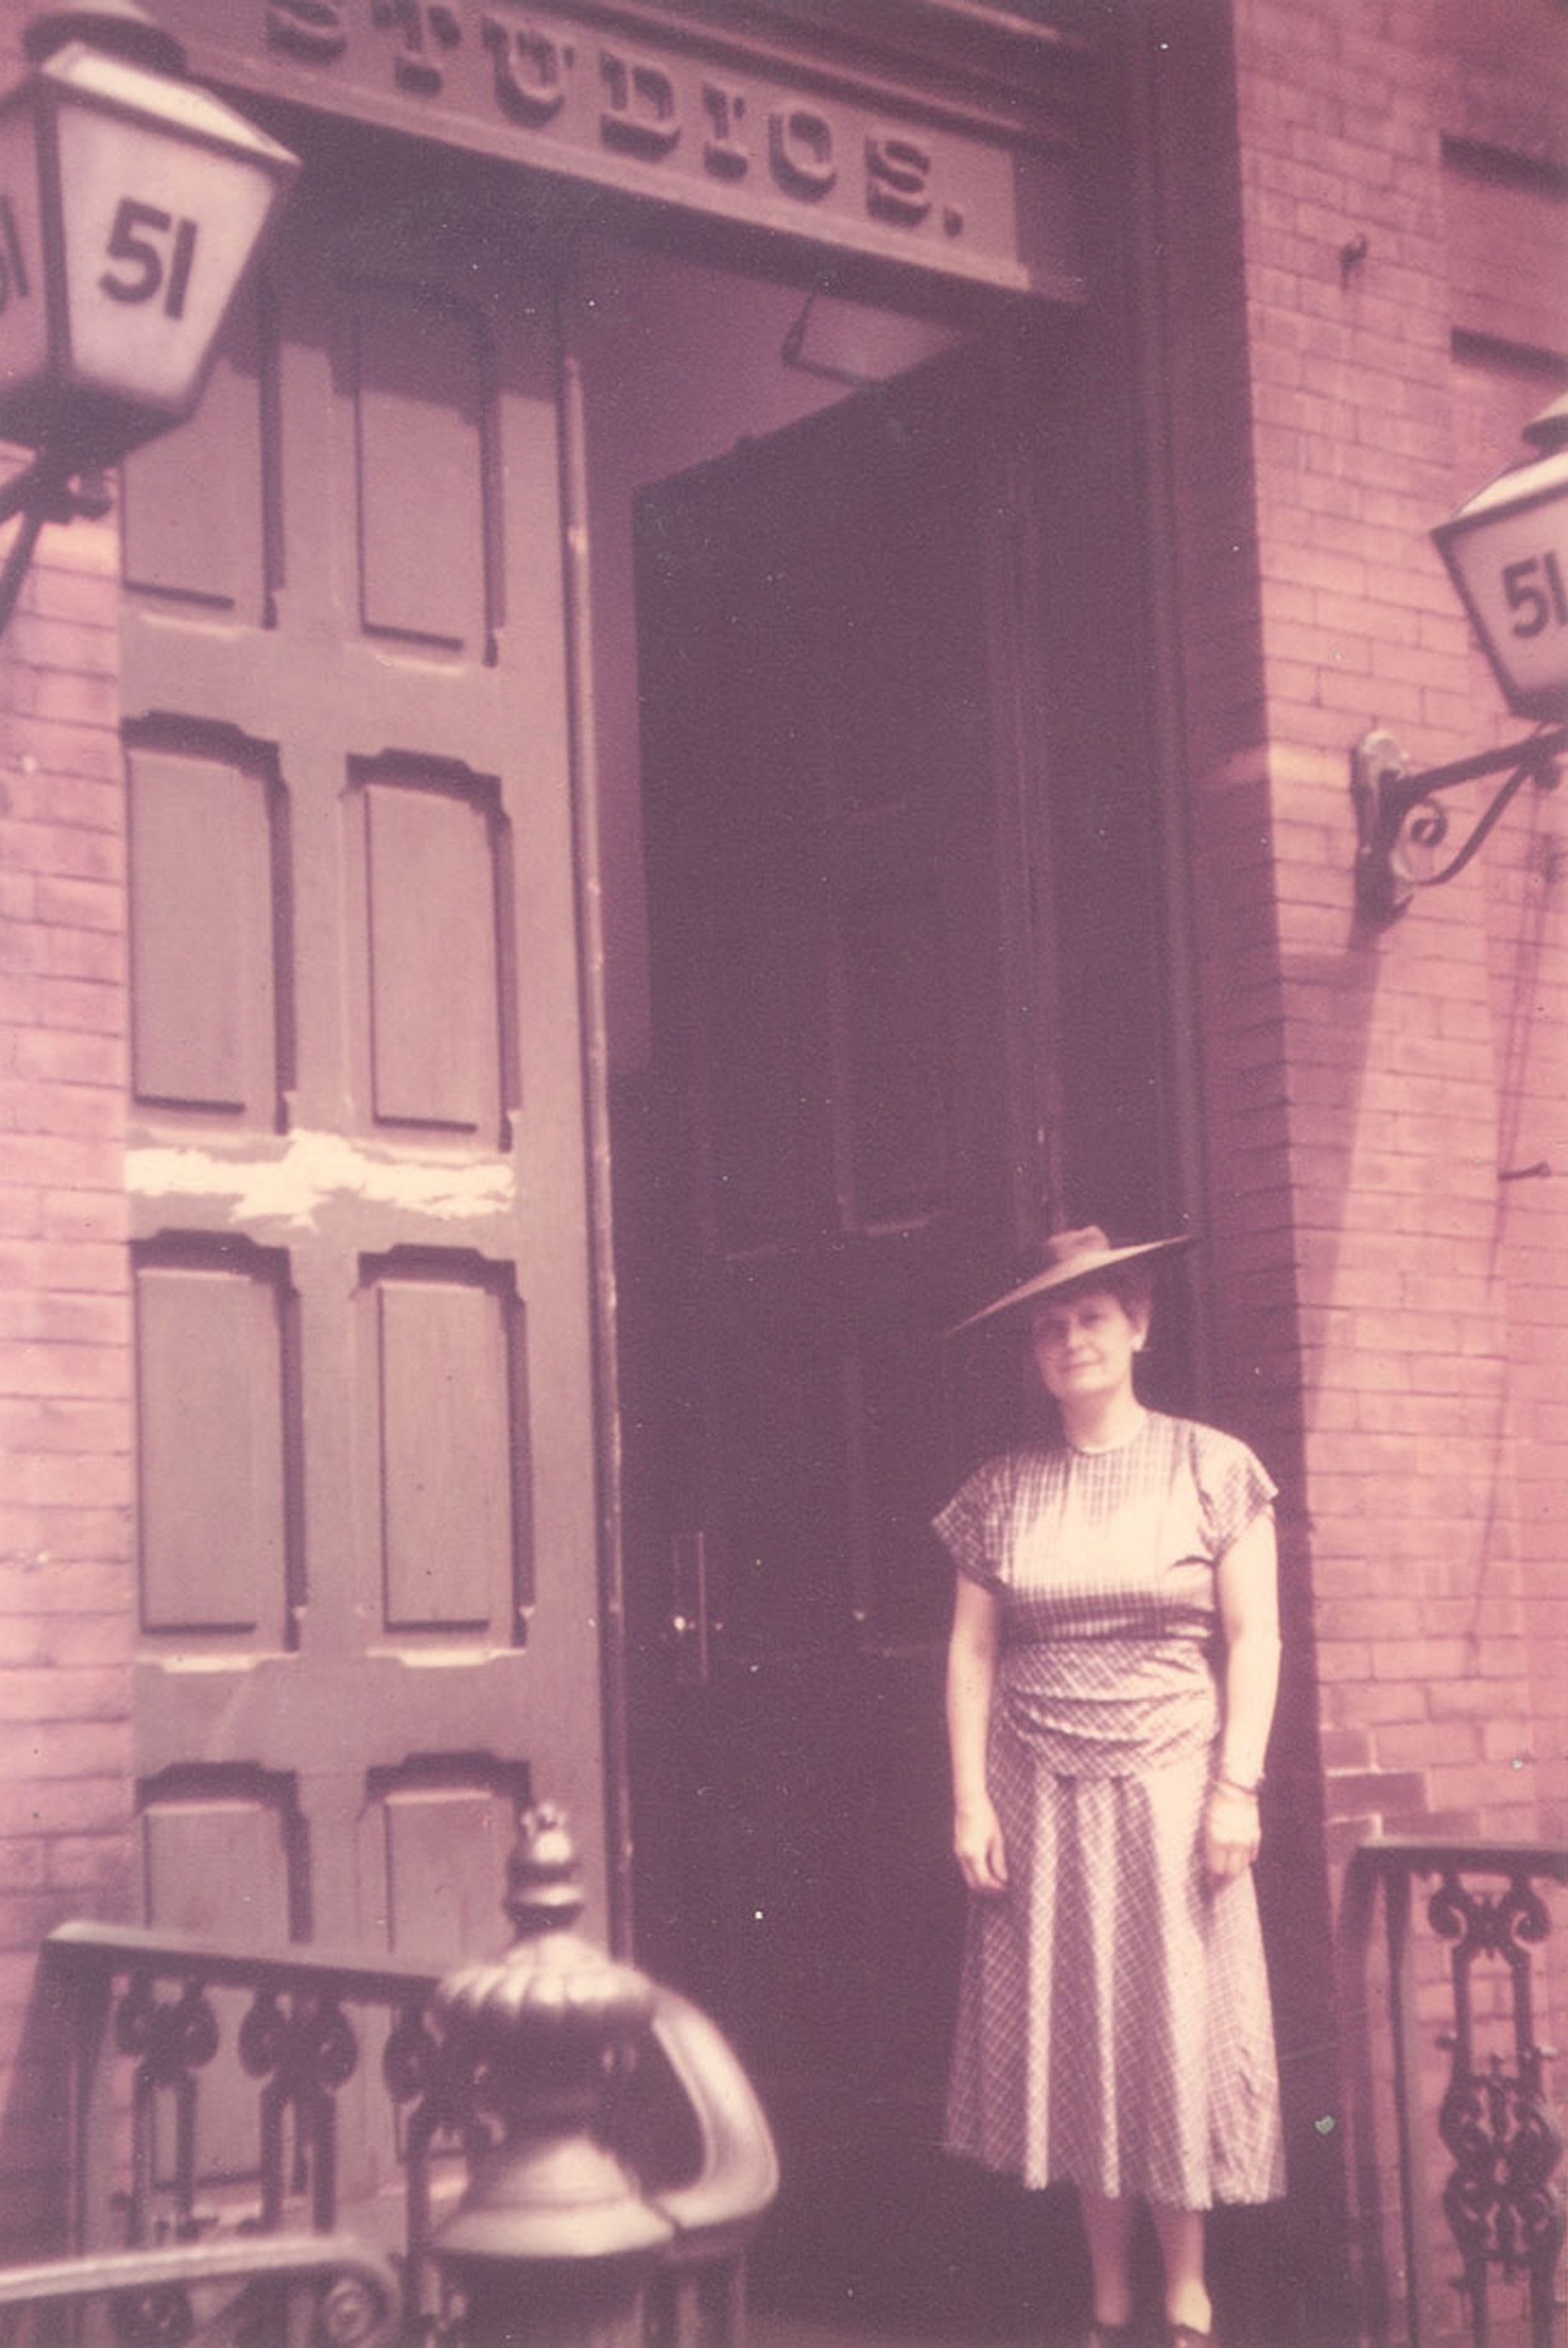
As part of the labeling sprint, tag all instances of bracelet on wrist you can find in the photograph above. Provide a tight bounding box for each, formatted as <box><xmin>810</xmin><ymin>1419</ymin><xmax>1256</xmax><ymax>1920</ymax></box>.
<box><xmin>1216</xmin><ymin>1771</ymin><xmax>1263</xmax><ymax>1799</ymax></box>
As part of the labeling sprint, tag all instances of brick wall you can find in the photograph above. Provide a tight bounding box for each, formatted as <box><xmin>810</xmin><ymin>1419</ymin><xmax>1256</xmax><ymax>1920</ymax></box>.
<box><xmin>1151</xmin><ymin>0</ymin><xmax>1567</xmax><ymax>2339</ymax></box>
<box><xmin>0</xmin><ymin>0</ymin><xmax>135</xmax><ymax>2240</ymax></box>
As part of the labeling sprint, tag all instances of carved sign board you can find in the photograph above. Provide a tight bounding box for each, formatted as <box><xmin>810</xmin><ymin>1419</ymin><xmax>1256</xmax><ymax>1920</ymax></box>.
<box><xmin>146</xmin><ymin>0</ymin><xmax>1085</xmax><ymax>301</ymax></box>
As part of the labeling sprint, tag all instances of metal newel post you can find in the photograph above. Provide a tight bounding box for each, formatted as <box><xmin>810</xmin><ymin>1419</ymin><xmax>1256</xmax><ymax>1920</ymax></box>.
<box><xmin>431</xmin><ymin>1806</ymin><xmax>674</xmax><ymax>2348</ymax></box>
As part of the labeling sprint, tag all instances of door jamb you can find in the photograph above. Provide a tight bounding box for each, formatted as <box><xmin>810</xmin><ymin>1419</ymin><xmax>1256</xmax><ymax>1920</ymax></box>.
<box><xmin>976</xmin><ymin>322</ymin><xmax>1068</xmax><ymax>1253</ymax></box>
<box><xmin>557</xmin><ymin>296</ymin><xmax>638</xmax><ymax>1957</ymax></box>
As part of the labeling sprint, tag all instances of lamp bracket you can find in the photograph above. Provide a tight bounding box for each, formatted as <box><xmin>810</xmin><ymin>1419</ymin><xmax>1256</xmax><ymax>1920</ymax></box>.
<box><xmin>1351</xmin><ymin>722</ymin><xmax>1567</xmax><ymax>922</ymax></box>
<box><xmin>0</xmin><ymin>451</ymin><xmax>114</xmax><ymax>640</ymax></box>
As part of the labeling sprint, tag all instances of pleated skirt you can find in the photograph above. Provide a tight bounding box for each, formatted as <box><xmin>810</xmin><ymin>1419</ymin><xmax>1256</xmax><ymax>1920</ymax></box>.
<box><xmin>944</xmin><ymin>1733</ymin><xmax>1285</xmax><ymax>2208</ymax></box>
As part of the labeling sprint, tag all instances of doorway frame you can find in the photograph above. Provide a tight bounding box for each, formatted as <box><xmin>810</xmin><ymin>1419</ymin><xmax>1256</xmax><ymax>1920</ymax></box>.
<box><xmin>558</xmin><ymin>224</ymin><xmax>1160</xmax><ymax>1956</ymax></box>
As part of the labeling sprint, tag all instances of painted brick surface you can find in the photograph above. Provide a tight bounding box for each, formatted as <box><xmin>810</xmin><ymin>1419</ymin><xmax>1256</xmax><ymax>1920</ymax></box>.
<box><xmin>0</xmin><ymin>81</ymin><xmax>134</xmax><ymax>2229</ymax></box>
<box><xmin>1161</xmin><ymin>0</ymin><xmax>1568</xmax><ymax>2338</ymax></box>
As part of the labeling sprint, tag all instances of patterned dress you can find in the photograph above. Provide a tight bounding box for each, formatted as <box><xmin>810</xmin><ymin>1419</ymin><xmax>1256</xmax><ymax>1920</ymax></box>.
<box><xmin>936</xmin><ymin>1411</ymin><xmax>1285</xmax><ymax>2209</ymax></box>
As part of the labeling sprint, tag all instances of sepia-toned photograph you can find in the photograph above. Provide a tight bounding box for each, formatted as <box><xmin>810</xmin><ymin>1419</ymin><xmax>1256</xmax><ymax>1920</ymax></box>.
<box><xmin>0</xmin><ymin>4</ymin><xmax>1563</xmax><ymax>2346</ymax></box>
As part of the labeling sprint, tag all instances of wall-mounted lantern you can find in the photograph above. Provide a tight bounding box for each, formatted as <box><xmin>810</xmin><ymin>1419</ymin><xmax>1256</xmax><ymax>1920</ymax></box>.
<box><xmin>0</xmin><ymin>1</ymin><xmax>298</xmax><ymax>630</ymax></box>
<box><xmin>1353</xmin><ymin>394</ymin><xmax>1568</xmax><ymax>921</ymax></box>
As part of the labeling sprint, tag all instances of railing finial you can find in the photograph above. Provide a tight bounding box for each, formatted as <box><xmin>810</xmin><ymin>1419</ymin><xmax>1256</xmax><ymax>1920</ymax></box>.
<box><xmin>501</xmin><ymin>1800</ymin><xmax>588</xmax><ymax>1937</ymax></box>
<box><xmin>432</xmin><ymin>1804</ymin><xmax>674</xmax><ymax>2340</ymax></box>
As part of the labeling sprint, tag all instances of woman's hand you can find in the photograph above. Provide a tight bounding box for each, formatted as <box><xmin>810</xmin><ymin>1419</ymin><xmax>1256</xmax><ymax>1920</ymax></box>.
<box><xmin>1203</xmin><ymin>1781</ymin><xmax>1261</xmax><ymax>1884</ymax></box>
<box><xmin>954</xmin><ymin>1798</ymin><xmax>1009</xmax><ymax>1894</ymax></box>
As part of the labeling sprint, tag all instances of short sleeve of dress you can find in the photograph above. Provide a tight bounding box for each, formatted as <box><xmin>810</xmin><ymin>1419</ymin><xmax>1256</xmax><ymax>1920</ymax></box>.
<box><xmin>932</xmin><ymin>1456</ymin><xmax>1015</xmax><ymax>1593</ymax></box>
<box><xmin>1192</xmin><ymin>1424</ymin><xmax>1278</xmax><ymax>1556</ymax></box>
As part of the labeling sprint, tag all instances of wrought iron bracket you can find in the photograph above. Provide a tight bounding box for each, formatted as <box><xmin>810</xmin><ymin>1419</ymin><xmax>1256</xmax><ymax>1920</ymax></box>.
<box><xmin>1351</xmin><ymin>722</ymin><xmax>1567</xmax><ymax>923</ymax></box>
<box><xmin>0</xmin><ymin>449</ymin><xmax>115</xmax><ymax>640</ymax></box>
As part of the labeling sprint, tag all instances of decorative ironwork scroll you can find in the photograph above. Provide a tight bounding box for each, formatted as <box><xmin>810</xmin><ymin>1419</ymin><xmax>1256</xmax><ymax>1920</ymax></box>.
<box><xmin>1429</xmin><ymin>1866</ymin><xmax>1566</xmax><ymax>2347</ymax></box>
<box><xmin>1352</xmin><ymin>1840</ymin><xmax>1567</xmax><ymax>2348</ymax></box>
<box><xmin>238</xmin><ymin>1985</ymin><xmax>361</xmax><ymax>2231</ymax></box>
<box><xmin>42</xmin><ymin>1851</ymin><xmax>777</xmax><ymax>2348</ymax></box>
<box><xmin>1351</xmin><ymin>723</ymin><xmax>1566</xmax><ymax>921</ymax></box>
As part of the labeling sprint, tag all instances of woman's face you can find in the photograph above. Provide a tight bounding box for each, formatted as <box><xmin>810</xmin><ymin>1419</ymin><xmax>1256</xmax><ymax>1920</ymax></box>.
<box><xmin>1029</xmin><ymin>1285</ymin><xmax>1148</xmax><ymax>1408</ymax></box>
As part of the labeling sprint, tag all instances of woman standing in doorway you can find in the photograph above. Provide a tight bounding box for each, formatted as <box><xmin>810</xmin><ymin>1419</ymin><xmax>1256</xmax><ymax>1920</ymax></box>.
<box><xmin>938</xmin><ymin>1227</ymin><xmax>1284</xmax><ymax>2348</ymax></box>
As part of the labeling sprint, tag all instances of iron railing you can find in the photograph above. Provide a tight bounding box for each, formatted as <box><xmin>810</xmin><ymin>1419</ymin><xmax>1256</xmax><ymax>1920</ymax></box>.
<box><xmin>1350</xmin><ymin>1839</ymin><xmax>1567</xmax><ymax>2348</ymax></box>
<box><xmin>0</xmin><ymin>2232</ymin><xmax>402</xmax><ymax>2348</ymax></box>
<box><xmin>33</xmin><ymin>1838</ymin><xmax>1566</xmax><ymax>2347</ymax></box>
<box><xmin>38</xmin><ymin>1913</ymin><xmax>773</xmax><ymax>2348</ymax></box>
<box><xmin>43</xmin><ymin>1922</ymin><xmax>447</xmax><ymax>2288</ymax></box>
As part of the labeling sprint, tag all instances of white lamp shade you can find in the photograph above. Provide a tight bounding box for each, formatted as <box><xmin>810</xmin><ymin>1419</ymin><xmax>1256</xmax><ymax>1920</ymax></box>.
<box><xmin>0</xmin><ymin>40</ymin><xmax>297</xmax><ymax>463</ymax></box>
<box><xmin>1433</xmin><ymin>442</ymin><xmax>1568</xmax><ymax>723</ymax></box>
<box><xmin>0</xmin><ymin>105</ymin><xmax>49</xmax><ymax>389</ymax></box>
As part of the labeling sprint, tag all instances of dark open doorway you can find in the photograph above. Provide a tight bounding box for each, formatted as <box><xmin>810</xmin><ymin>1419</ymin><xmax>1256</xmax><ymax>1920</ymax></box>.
<box><xmin>614</xmin><ymin>348</ymin><xmax>1069</xmax><ymax>2331</ymax></box>
<box><xmin>604</xmin><ymin>310</ymin><xmax>1299</xmax><ymax>2339</ymax></box>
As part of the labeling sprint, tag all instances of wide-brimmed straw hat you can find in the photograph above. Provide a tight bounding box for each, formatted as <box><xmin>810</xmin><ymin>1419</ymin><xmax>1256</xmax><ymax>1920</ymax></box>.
<box><xmin>946</xmin><ymin>1224</ymin><xmax>1191</xmax><ymax>1335</ymax></box>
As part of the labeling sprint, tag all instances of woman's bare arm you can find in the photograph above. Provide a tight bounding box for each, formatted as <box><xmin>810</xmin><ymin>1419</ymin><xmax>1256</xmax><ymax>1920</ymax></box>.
<box><xmin>946</xmin><ymin>1573</ymin><xmax>1009</xmax><ymax>1893</ymax></box>
<box><xmin>1205</xmin><ymin>1507</ymin><xmax>1282</xmax><ymax>1883</ymax></box>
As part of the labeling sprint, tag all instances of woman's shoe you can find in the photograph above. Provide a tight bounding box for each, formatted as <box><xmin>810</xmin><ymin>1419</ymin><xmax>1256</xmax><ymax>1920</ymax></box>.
<box><xmin>1082</xmin><ymin>2326</ymin><xmax>1138</xmax><ymax>2348</ymax></box>
<box><xmin>1166</xmin><ymin>2328</ymin><xmax>1214</xmax><ymax>2347</ymax></box>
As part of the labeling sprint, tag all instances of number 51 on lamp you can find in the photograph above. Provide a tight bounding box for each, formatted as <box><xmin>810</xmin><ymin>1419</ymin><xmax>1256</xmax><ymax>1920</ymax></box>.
<box><xmin>0</xmin><ymin>34</ymin><xmax>297</xmax><ymax>471</ymax></box>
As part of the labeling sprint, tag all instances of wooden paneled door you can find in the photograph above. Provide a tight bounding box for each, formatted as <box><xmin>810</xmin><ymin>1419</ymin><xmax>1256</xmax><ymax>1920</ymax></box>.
<box><xmin>623</xmin><ymin>352</ymin><xmax>1046</xmax><ymax>2323</ymax></box>
<box><xmin>119</xmin><ymin>138</ymin><xmax>606</xmax><ymax>2203</ymax></box>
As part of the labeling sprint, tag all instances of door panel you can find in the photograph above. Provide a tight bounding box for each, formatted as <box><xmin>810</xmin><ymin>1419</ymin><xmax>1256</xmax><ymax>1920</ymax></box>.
<box><xmin>626</xmin><ymin>355</ymin><xmax>1033</xmax><ymax>2311</ymax></box>
<box><xmin>134</xmin><ymin>1253</ymin><xmax>292</xmax><ymax>1640</ymax></box>
<box><xmin>361</xmin><ymin>777</ymin><xmax>504</xmax><ymax>1134</ymax></box>
<box><xmin>127</xmin><ymin>741</ymin><xmax>280</xmax><ymax>1117</ymax></box>
<box><xmin>119</xmin><ymin>297</ymin><xmax>269</xmax><ymax>616</ymax></box>
<box><xmin>142</xmin><ymin>1780</ymin><xmax>301</xmax><ymax>2186</ymax></box>
<box><xmin>368</xmin><ymin>1770</ymin><xmax>530</xmax><ymax>1964</ymax></box>
<box><xmin>351</xmin><ymin>282</ymin><xmax>490</xmax><ymax>651</ymax></box>
<box><xmin>121</xmin><ymin>140</ymin><xmax>604</xmax><ymax>2211</ymax></box>
<box><xmin>369</xmin><ymin>1266</ymin><xmax>526</xmax><ymax>1635</ymax></box>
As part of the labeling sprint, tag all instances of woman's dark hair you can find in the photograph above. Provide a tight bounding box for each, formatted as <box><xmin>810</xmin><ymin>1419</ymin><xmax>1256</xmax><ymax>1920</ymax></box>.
<box><xmin>1101</xmin><ymin>1260</ymin><xmax>1158</xmax><ymax>1318</ymax></box>
<box><xmin>1039</xmin><ymin>1259</ymin><xmax>1158</xmax><ymax>1321</ymax></box>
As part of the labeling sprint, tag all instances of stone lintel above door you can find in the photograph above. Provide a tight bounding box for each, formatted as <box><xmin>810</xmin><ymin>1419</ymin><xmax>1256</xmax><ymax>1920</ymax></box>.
<box><xmin>145</xmin><ymin>0</ymin><xmax>1090</xmax><ymax>302</ymax></box>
